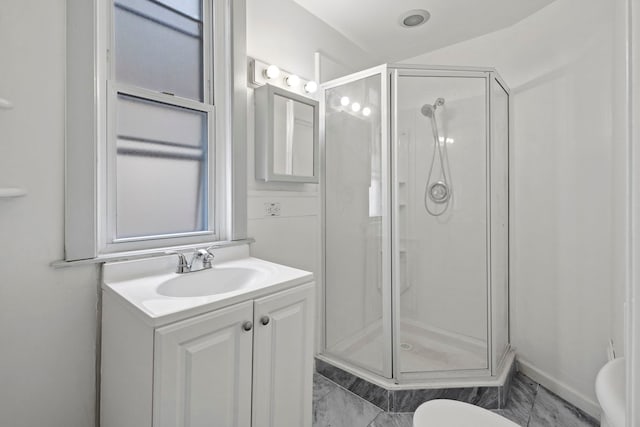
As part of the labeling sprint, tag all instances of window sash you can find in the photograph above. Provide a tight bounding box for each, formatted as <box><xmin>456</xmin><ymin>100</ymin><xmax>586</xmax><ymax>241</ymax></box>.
<box><xmin>101</xmin><ymin>0</ymin><xmax>217</xmax><ymax>253</ymax></box>
<box><xmin>110</xmin><ymin>0</ymin><xmax>212</xmax><ymax>103</ymax></box>
<box><xmin>102</xmin><ymin>83</ymin><xmax>216</xmax><ymax>252</ymax></box>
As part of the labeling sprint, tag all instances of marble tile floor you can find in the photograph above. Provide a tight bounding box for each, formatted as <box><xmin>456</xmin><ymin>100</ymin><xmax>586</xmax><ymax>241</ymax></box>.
<box><xmin>313</xmin><ymin>371</ymin><xmax>599</xmax><ymax>427</ymax></box>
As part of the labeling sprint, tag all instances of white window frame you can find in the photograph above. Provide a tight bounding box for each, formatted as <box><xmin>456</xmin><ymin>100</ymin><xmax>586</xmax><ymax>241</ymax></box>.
<box><xmin>103</xmin><ymin>0</ymin><xmax>217</xmax><ymax>253</ymax></box>
<box><xmin>65</xmin><ymin>0</ymin><xmax>247</xmax><ymax>260</ymax></box>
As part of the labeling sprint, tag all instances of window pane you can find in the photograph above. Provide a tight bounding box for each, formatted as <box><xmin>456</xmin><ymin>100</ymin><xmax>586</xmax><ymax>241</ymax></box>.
<box><xmin>115</xmin><ymin>94</ymin><xmax>208</xmax><ymax>239</ymax></box>
<box><xmin>156</xmin><ymin>0</ymin><xmax>201</xmax><ymax>20</ymax></box>
<box><xmin>115</xmin><ymin>0</ymin><xmax>204</xmax><ymax>101</ymax></box>
<box><xmin>118</xmin><ymin>93</ymin><xmax>204</xmax><ymax>147</ymax></box>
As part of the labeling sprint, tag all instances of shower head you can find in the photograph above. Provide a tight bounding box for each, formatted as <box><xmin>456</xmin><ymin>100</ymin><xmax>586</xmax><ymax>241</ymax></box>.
<box><xmin>421</xmin><ymin>98</ymin><xmax>445</xmax><ymax>117</ymax></box>
<box><xmin>421</xmin><ymin>104</ymin><xmax>434</xmax><ymax>117</ymax></box>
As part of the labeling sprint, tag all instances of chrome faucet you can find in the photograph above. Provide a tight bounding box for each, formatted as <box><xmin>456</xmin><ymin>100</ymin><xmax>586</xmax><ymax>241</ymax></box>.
<box><xmin>166</xmin><ymin>247</ymin><xmax>215</xmax><ymax>274</ymax></box>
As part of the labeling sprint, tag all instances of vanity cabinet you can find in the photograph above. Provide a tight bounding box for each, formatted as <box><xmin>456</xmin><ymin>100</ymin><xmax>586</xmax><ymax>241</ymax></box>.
<box><xmin>101</xmin><ymin>282</ymin><xmax>314</xmax><ymax>427</ymax></box>
<box><xmin>154</xmin><ymin>301</ymin><xmax>254</xmax><ymax>427</ymax></box>
<box><xmin>252</xmin><ymin>284</ymin><xmax>314</xmax><ymax>427</ymax></box>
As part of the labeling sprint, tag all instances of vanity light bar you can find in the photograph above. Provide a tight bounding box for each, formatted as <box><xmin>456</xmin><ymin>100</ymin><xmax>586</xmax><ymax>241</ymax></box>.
<box><xmin>249</xmin><ymin>58</ymin><xmax>318</xmax><ymax>97</ymax></box>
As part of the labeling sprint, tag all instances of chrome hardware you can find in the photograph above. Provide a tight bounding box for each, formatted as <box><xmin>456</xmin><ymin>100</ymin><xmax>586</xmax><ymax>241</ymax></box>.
<box><xmin>260</xmin><ymin>316</ymin><xmax>270</xmax><ymax>326</ymax></box>
<box><xmin>242</xmin><ymin>321</ymin><xmax>253</xmax><ymax>331</ymax></box>
<box><xmin>201</xmin><ymin>246</ymin><xmax>215</xmax><ymax>269</ymax></box>
<box><xmin>428</xmin><ymin>181</ymin><xmax>450</xmax><ymax>204</ymax></box>
<box><xmin>165</xmin><ymin>251</ymin><xmax>190</xmax><ymax>274</ymax></box>
<box><xmin>166</xmin><ymin>247</ymin><xmax>216</xmax><ymax>274</ymax></box>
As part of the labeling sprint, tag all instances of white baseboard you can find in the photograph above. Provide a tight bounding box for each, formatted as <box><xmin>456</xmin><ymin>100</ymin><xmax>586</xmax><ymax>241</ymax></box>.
<box><xmin>517</xmin><ymin>357</ymin><xmax>601</xmax><ymax>419</ymax></box>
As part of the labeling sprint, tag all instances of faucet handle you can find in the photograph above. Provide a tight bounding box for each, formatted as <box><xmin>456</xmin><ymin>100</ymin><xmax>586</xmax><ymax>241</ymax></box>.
<box><xmin>200</xmin><ymin>246</ymin><xmax>215</xmax><ymax>268</ymax></box>
<box><xmin>165</xmin><ymin>250</ymin><xmax>190</xmax><ymax>274</ymax></box>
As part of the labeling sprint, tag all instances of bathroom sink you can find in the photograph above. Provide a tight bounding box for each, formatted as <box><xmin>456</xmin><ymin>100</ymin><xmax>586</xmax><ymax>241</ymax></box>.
<box><xmin>157</xmin><ymin>267</ymin><xmax>260</xmax><ymax>297</ymax></box>
<box><xmin>102</xmin><ymin>247</ymin><xmax>313</xmax><ymax>326</ymax></box>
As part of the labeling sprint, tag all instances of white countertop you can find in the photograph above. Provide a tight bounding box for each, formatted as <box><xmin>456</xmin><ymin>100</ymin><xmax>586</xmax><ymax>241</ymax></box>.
<box><xmin>102</xmin><ymin>245</ymin><xmax>313</xmax><ymax>327</ymax></box>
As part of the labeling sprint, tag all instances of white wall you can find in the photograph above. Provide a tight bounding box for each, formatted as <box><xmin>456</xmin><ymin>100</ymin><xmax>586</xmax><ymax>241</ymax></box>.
<box><xmin>245</xmin><ymin>0</ymin><xmax>377</xmax><ymax>352</ymax></box>
<box><xmin>0</xmin><ymin>1</ymin><xmax>374</xmax><ymax>425</ymax></box>
<box><xmin>246</xmin><ymin>0</ymin><xmax>376</xmax><ymax>84</ymax></box>
<box><xmin>0</xmin><ymin>2</ymin><xmax>99</xmax><ymax>427</ymax></box>
<box><xmin>403</xmin><ymin>0</ymin><xmax>627</xmax><ymax>416</ymax></box>
<box><xmin>630</xmin><ymin>1</ymin><xmax>640</xmax><ymax>423</ymax></box>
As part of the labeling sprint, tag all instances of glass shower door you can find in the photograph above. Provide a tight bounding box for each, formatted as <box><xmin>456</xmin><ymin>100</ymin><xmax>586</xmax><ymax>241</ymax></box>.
<box><xmin>323</xmin><ymin>67</ymin><xmax>392</xmax><ymax>377</ymax></box>
<box><xmin>392</xmin><ymin>71</ymin><xmax>490</xmax><ymax>379</ymax></box>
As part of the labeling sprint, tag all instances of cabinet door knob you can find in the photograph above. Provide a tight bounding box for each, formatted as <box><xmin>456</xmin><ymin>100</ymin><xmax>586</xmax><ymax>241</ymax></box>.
<box><xmin>242</xmin><ymin>321</ymin><xmax>253</xmax><ymax>331</ymax></box>
<box><xmin>260</xmin><ymin>316</ymin><xmax>270</xmax><ymax>326</ymax></box>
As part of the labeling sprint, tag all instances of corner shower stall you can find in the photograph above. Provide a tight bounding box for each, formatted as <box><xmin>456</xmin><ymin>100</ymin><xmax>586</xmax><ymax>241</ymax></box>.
<box><xmin>321</xmin><ymin>65</ymin><xmax>510</xmax><ymax>386</ymax></box>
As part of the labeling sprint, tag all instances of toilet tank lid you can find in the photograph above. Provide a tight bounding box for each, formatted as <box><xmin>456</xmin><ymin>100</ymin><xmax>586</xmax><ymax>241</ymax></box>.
<box><xmin>595</xmin><ymin>357</ymin><xmax>626</xmax><ymax>427</ymax></box>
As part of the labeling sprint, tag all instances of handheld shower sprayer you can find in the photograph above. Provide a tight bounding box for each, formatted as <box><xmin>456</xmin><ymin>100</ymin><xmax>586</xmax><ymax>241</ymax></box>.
<box><xmin>420</xmin><ymin>98</ymin><xmax>445</xmax><ymax>118</ymax></box>
<box><xmin>422</xmin><ymin>97</ymin><xmax>451</xmax><ymax>216</ymax></box>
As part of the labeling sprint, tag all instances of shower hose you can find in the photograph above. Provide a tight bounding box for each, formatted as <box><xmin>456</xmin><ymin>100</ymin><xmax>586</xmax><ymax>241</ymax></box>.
<box><xmin>424</xmin><ymin>107</ymin><xmax>451</xmax><ymax>216</ymax></box>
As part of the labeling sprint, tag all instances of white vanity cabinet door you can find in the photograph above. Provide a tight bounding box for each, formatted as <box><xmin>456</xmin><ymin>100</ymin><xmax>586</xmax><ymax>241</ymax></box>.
<box><xmin>251</xmin><ymin>283</ymin><xmax>315</xmax><ymax>427</ymax></box>
<box><xmin>153</xmin><ymin>300</ymin><xmax>254</xmax><ymax>427</ymax></box>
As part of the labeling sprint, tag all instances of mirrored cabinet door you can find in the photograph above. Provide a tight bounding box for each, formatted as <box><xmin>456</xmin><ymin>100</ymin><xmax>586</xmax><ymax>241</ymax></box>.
<box><xmin>255</xmin><ymin>84</ymin><xmax>319</xmax><ymax>183</ymax></box>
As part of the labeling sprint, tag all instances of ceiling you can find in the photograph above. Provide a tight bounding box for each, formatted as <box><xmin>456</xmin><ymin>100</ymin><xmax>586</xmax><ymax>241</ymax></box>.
<box><xmin>291</xmin><ymin>0</ymin><xmax>557</xmax><ymax>63</ymax></box>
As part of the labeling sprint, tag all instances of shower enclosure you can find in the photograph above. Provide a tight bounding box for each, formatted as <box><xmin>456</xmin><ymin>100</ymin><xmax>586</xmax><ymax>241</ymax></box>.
<box><xmin>321</xmin><ymin>65</ymin><xmax>510</xmax><ymax>385</ymax></box>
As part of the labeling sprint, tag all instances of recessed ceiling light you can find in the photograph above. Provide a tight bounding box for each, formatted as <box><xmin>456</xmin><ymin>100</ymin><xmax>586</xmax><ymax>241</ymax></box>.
<box><xmin>400</xmin><ymin>9</ymin><xmax>430</xmax><ymax>28</ymax></box>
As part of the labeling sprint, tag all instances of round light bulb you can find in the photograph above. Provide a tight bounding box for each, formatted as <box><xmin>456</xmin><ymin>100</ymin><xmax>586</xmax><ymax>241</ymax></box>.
<box><xmin>340</xmin><ymin>96</ymin><xmax>350</xmax><ymax>106</ymax></box>
<box><xmin>362</xmin><ymin>107</ymin><xmax>371</xmax><ymax>117</ymax></box>
<box><xmin>351</xmin><ymin>102</ymin><xmax>361</xmax><ymax>112</ymax></box>
<box><xmin>265</xmin><ymin>65</ymin><xmax>281</xmax><ymax>79</ymax></box>
<box><xmin>285</xmin><ymin>74</ymin><xmax>300</xmax><ymax>87</ymax></box>
<box><xmin>304</xmin><ymin>81</ymin><xmax>318</xmax><ymax>94</ymax></box>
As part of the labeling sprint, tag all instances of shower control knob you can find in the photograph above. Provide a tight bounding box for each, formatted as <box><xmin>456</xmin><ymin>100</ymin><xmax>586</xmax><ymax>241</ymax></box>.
<box><xmin>260</xmin><ymin>316</ymin><xmax>270</xmax><ymax>326</ymax></box>
<box><xmin>428</xmin><ymin>181</ymin><xmax>451</xmax><ymax>204</ymax></box>
<box><xmin>242</xmin><ymin>321</ymin><xmax>253</xmax><ymax>332</ymax></box>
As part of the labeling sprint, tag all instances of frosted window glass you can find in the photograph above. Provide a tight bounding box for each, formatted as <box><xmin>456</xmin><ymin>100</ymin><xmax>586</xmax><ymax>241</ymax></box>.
<box><xmin>115</xmin><ymin>94</ymin><xmax>208</xmax><ymax>239</ymax></box>
<box><xmin>115</xmin><ymin>0</ymin><xmax>203</xmax><ymax>100</ymax></box>
<box><xmin>118</xmin><ymin>95</ymin><xmax>204</xmax><ymax>147</ymax></box>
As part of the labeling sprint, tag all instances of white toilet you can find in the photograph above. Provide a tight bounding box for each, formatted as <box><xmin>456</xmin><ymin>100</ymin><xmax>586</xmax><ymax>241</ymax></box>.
<box><xmin>595</xmin><ymin>357</ymin><xmax>625</xmax><ymax>427</ymax></box>
<box><xmin>413</xmin><ymin>399</ymin><xmax>519</xmax><ymax>427</ymax></box>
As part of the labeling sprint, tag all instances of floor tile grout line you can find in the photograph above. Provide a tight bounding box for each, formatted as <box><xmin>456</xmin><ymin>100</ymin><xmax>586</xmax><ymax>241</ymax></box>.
<box><xmin>315</xmin><ymin>375</ymin><xmax>341</xmax><ymax>402</ymax></box>
<box><xmin>317</xmin><ymin>374</ymin><xmax>386</xmax><ymax>413</ymax></box>
<box><xmin>525</xmin><ymin>383</ymin><xmax>539</xmax><ymax>427</ymax></box>
<box><xmin>318</xmin><ymin>371</ymin><xmax>393</xmax><ymax>412</ymax></box>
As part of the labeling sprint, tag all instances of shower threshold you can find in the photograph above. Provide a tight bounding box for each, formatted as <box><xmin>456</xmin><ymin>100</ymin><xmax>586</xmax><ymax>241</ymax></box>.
<box><xmin>314</xmin><ymin>350</ymin><xmax>516</xmax><ymax>413</ymax></box>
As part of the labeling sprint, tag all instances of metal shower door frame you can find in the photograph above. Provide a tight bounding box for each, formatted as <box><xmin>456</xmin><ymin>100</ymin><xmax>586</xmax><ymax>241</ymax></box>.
<box><xmin>389</xmin><ymin>66</ymin><xmax>495</xmax><ymax>382</ymax></box>
<box><xmin>319</xmin><ymin>64</ymin><xmax>394</xmax><ymax>379</ymax></box>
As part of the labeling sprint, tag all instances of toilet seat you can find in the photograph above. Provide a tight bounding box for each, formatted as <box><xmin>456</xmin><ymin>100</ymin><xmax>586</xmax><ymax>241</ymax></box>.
<box><xmin>413</xmin><ymin>399</ymin><xmax>519</xmax><ymax>427</ymax></box>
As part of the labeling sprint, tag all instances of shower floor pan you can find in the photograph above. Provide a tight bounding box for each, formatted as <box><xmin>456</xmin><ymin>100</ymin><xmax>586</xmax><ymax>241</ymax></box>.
<box><xmin>318</xmin><ymin>321</ymin><xmax>515</xmax><ymax>412</ymax></box>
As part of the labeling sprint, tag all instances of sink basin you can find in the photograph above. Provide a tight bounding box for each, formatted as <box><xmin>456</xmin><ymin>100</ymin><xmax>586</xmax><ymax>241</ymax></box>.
<box><xmin>157</xmin><ymin>267</ymin><xmax>261</xmax><ymax>297</ymax></box>
<box><xmin>103</xmin><ymin>249</ymin><xmax>313</xmax><ymax>325</ymax></box>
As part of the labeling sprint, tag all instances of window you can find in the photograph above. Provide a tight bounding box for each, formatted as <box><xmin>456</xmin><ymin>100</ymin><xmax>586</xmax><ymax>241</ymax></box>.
<box><xmin>103</xmin><ymin>0</ymin><xmax>215</xmax><ymax>251</ymax></box>
<box><xmin>65</xmin><ymin>0</ymin><xmax>247</xmax><ymax>260</ymax></box>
